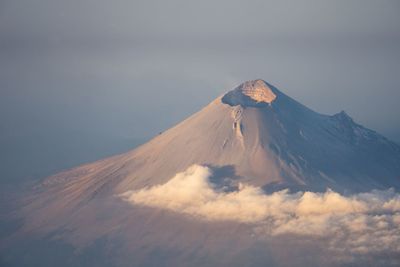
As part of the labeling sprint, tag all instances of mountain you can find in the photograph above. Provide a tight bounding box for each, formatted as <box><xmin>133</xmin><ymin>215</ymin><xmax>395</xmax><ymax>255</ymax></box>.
<box><xmin>5</xmin><ymin>79</ymin><xmax>400</xmax><ymax>267</ymax></box>
<box><xmin>36</xmin><ymin>79</ymin><xmax>400</xmax><ymax>195</ymax></box>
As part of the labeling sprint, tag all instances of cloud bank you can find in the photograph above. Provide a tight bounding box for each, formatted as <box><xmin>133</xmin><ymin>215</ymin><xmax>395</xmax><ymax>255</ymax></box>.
<box><xmin>120</xmin><ymin>164</ymin><xmax>400</xmax><ymax>256</ymax></box>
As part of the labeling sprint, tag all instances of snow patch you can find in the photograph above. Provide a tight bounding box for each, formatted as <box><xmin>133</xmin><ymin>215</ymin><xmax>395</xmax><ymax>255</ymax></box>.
<box><xmin>231</xmin><ymin>106</ymin><xmax>244</xmax><ymax>147</ymax></box>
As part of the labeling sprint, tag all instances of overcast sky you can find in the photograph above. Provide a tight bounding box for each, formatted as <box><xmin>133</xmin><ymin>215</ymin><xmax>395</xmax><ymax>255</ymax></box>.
<box><xmin>1</xmin><ymin>0</ymin><xmax>400</xmax><ymax>182</ymax></box>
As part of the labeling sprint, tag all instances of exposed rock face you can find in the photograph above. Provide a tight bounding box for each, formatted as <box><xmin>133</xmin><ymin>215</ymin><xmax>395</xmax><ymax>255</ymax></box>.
<box><xmin>241</xmin><ymin>79</ymin><xmax>277</xmax><ymax>103</ymax></box>
<box><xmin>221</xmin><ymin>79</ymin><xmax>277</xmax><ymax>107</ymax></box>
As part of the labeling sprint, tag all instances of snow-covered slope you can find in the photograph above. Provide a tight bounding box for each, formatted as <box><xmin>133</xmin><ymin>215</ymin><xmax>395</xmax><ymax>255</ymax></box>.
<box><xmin>35</xmin><ymin>79</ymin><xmax>400</xmax><ymax>198</ymax></box>
<box><xmin>11</xmin><ymin>79</ymin><xmax>400</xmax><ymax>267</ymax></box>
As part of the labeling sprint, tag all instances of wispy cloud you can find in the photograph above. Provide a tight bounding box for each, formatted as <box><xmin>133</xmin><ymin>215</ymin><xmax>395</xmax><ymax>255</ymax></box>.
<box><xmin>120</xmin><ymin>164</ymin><xmax>400</xmax><ymax>256</ymax></box>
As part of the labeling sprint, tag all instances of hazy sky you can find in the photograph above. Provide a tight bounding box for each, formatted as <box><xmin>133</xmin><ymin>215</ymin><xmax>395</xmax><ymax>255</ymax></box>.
<box><xmin>1</xmin><ymin>0</ymin><xmax>400</xmax><ymax>182</ymax></box>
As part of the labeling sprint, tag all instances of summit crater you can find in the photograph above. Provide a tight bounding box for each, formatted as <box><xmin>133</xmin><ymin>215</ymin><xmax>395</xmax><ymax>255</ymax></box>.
<box><xmin>241</xmin><ymin>79</ymin><xmax>277</xmax><ymax>103</ymax></box>
<box><xmin>222</xmin><ymin>79</ymin><xmax>277</xmax><ymax>107</ymax></box>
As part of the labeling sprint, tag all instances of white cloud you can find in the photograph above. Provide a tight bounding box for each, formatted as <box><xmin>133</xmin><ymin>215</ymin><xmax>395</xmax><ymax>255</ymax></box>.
<box><xmin>120</xmin><ymin>164</ymin><xmax>400</xmax><ymax>256</ymax></box>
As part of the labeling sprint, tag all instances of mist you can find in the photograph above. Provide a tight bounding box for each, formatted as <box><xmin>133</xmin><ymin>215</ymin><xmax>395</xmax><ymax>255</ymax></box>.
<box><xmin>1</xmin><ymin>1</ymin><xmax>400</xmax><ymax>266</ymax></box>
<box><xmin>1</xmin><ymin>0</ymin><xmax>400</xmax><ymax>186</ymax></box>
<box><xmin>122</xmin><ymin>164</ymin><xmax>400</xmax><ymax>264</ymax></box>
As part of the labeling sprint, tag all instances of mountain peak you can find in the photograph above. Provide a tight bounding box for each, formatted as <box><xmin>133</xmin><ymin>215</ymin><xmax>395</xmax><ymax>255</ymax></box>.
<box><xmin>222</xmin><ymin>79</ymin><xmax>277</xmax><ymax>107</ymax></box>
<box><xmin>333</xmin><ymin>110</ymin><xmax>354</xmax><ymax>123</ymax></box>
<box><xmin>241</xmin><ymin>79</ymin><xmax>277</xmax><ymax>103</ymax></box>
